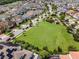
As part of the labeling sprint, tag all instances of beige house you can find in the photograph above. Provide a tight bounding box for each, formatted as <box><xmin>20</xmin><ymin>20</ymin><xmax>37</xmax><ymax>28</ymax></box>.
<box><xmin>12</xmin><ymin>15</ymin><xmax>23</xmax><ymax>25</ymax></box>
<box><xmin>0</xmin><ymin>21</ymin><xmax>8</xmax><ymax>34</ymax></box>
<box><xmin>13</xmin><ymin>50</ymin><xmax>33</xmax><ymax>59</ymax></box>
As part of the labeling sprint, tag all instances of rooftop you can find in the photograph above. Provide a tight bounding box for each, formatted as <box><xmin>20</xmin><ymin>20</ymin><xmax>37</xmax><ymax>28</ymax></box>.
<box><xmin>0</xmin><ymin>34</ymin><xmax>10</xmax><ymax>42</ymax></box>
<box><xmin>13</xmin><ymin>50</ymin><xmax>33</xmax><ymax>59</ymax></box>
<box><xmin>50</xmin><ymin>51</ymin><xmax>79</xmax><ymax>59</ymax></box>
<box><xmin>70</xmin><ymin>51</ymin><xmax>79</xmax><ymax>59</ymax></box>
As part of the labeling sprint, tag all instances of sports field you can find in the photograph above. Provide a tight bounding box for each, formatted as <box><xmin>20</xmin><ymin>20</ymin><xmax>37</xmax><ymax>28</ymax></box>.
<box><xmin>16</xmin><ymin>21</ymin><xmax>79</xmax><ymax>53</ymax></box>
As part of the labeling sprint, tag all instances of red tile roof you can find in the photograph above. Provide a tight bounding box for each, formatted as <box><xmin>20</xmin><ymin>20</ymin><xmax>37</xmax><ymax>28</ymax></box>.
<box><xmin>70</xmin><ymin>51</ymin><xmax>79</xmax><ymax>59</ymax></box>
<box><xmin>60</xmin><ymin>54</ymin><xmax>70</xmax><ymax>59</ymax></box>
<box><xmin>50</xmin><ymin>51</ymin><xmax>79</xmax><ymax>59</ymax></box>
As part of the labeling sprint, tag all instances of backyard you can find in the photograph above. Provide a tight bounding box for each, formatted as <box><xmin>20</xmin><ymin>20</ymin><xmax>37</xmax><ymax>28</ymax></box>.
<box><xmin>16</xmin><ymin>21</ymin><xmax>79</xmax><ymax>53</ymax></box>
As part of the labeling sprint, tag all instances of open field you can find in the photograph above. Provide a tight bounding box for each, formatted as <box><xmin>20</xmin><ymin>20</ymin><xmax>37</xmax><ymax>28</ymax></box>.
<box><xmin>16</xmin><ymin>21</ymin><xmax>79</xmax><ymax>53</ymax></box>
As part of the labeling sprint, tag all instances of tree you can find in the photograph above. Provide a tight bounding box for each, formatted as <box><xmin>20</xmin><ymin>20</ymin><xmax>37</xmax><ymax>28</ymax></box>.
<box><xmin>29</xmin><ymin>20</ymin><xmax>33</xmax><ymax>27</ymax></box>
<box><xmin>10</xmin><ymin>33</ymin><xmax>14</xmax><ymax>37</ymax></box>
<box><xmin>34</xmin><ymin>47</ymin><xmax>40</xmax><ymax>51</ymax></box>
<box><xmin>43</xmin><ymin>46</ymin><xmax>49</xmax><ymax>51</ymax></box>
<box><xmin>27</xmin><ymin>47</ymin><xmax>32</xmax><ymax>51</ymax></box>
<box><xmin>58</xmin><ymin>46</ymin><xmax>62</xmax><ymax>53</ymax></box>
<box><xmin>39</xmin><ymin>50</ymin><xmax>50</xmax><ymax>59</ymax></box>
<box><xmin>68</xmin><ymin>45</ymin><xmax>77</xmax><ymax>51</ymax></box>
<box><xmin>52</xmin><ymin>4</ymin><xmax>57</xmax><ymax>11</ymax></box>
<box><xmin>23</xmin><ymin>42</ymin><xmax>30</xmax><ymax>49</ymax></box>
<box><xmin>45</xmin><ymin>3</ymin><xmax>49</xmax><ymax>11</ymax></box>
<box><xmin>59</xmin><ymin>12</ymin><xmax>65</xmax><ymax>20</ymax></box>
<box><xmin>73</xmin><ymin>29</ymin><xmax>79</xmax><ymax>41</ymax></box>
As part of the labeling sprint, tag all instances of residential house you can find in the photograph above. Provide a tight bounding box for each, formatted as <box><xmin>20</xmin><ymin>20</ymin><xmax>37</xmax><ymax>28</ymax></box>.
<box><xmin>13</xmin><ymin>50</ymin><xmax>34</xmax><ymax>59</ymax></box>
<box><xmin>0</xmin><ymin>6</ymin><xmax>9</xmax><ymax>14</ymax></box>
<box><xmin>0</xmin><ymin>14</ymin><xmax>10</xmax><ymax>21</ymax></box>
<box><xmin>22</xmin><ymin>11</ymin><xmax>35</xmax><ymax>20</ymax></box>
<box><xmin>7</xmin><ymin>20</ymin><xmax>16</xmax><ymax>28</ymax></box>
<box><xmin>49</xmin><ymin>51</ymin><xmax>79</xmax><ymax>59</ymax></box>
<box><xmin>0</xmin><ymin>43</ymin><xmax>21</xmax><ymax>59</ymax></box>
<box><xmin>12</xmin><ymin>15</ymin><xmax>23</xmax><ymax>25</ymax></box>
<box><xmin>73</xmin><ymin>12</ymin><xmax>79</xmax><ymax>19</ymax></box>
<box><xmin>16</xmin><ymin>2</ymin><xmax>44</xmax><ymax>15</ymax></box>
<box><xmin>66</xmin><ymin>10</ymin><xmax>77</xmax><ymax>16</ymax></box>
<box><xmin>60</xmin><ymin>54</ymin><xmax>70</xmax><ymax>59</ymax></box>
<box><xmin>0</xmin><ymin>43</ymin><xmax>40</xmax><ymax>59</ymax></box>
<box><xmin>66</xmin><ymin>9</ymin><xmax>79</xmax><ymax>20</ymax></box>
<box><xmin>11</xmin><ymin>29</ymin><xmax>24</xmax><ymax>37</ymax></box>
<box><xmin>0</xmin><ymin>34</ymin><xmax>11</xmax><ymax>42</ymax></box>
<box><xmin>22</xmin><ymin>10</ymin><xmax>42</xmax><ymax>20</ymax></box>
<box><xmin>13</xmin><ymin>50</ymin><xmax>40</xmax><ymax>59</ymax></box>
<box><xmin>0</xmin><ymin>21</ymin><xmax>8</xmax><ymax>34</ymax></box>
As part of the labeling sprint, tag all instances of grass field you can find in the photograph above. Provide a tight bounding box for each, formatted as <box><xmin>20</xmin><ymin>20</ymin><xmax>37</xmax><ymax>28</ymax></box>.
<box><xmin>16</xmin><ymin>21</ymin><xmax>79</xmax><ymax>53</ymax></box>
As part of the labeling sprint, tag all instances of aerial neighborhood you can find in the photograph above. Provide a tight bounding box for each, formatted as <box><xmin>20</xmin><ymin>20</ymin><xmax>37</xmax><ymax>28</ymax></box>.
<box><xmin>0</xmin><ymin>0</ymin><xmax>79</xmax><ymax>59</ymax></box>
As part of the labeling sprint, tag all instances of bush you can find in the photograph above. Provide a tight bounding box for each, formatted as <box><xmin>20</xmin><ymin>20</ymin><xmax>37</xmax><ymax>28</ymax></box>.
<box><xmin>34</xmin><ymin>47</ymin><xmax>40</xmax><ymax>51</ymax></box>
<box><xmin>43</xmin><ymin>46</ymin><xmax>49</xmax><ymax>51</ymax></box>
<box><xmin>53</xmin><ymin>49</ymin><xmax>58</xmax><ymax>54</ymax></box>
<box><xmin>58</xmin><ymin>46</ymin><xmax>62</xmax><ymax>53</ymax></box>
<box><xmin>59</xmin><ymin>12</ymin><xmax>65</xmax><ymax>20</ymax></box>
<box><xmin>68</xmin><ymin>45</ymin><xmax>77</xmax><ymax>51</ymax></box>
<box><xmin>27</xmin><ymin>47</ymin><xmax>33</xmax><ymax>51</ymax></box>
<box><xmin>10</xmin><ymin>33</ymin><xmax>14</xmax><ymax>37</ymax></box>
<box><xmin>46</xmin><ymin>19</ymin><xmax>54</xmax><ymax>23</ymax></box>
<box><xmin>39</xmin><ymin>50</ymin><xmax>50</xmax><ymax>59</ymax></box>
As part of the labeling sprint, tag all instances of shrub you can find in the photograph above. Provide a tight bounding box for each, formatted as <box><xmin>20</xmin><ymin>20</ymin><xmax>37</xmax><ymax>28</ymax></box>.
<box><xmin>58</xmin><ymin>46</ymin><xmax>62</xmax><ymax>53</ymax></box>
<box><xmin>39</xmin><ymin>50</ymin><xmax>50</xmax><ymax>59</ymax></box>
<box><xmin>68</xmin><ymin>45</ymin><xmax>77</xmax><ymax>51</ymax></box>
<box><xmin>43</xmin><ymin>46</ymin><xmax>49</xmax><ymax>51</ymax></box>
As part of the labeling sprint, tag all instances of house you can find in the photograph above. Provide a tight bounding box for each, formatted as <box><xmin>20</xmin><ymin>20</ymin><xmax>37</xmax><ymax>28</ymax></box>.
<box><xmin>69</xmin><ymin>51</ymin><xmax>79</xmax><ymax>59</ymax></box>
<box><xmin>49</xmin><ymin>54</ymin><xmax>60</xmax><ymax>59</ymax></box>
<box><xmin>0</xmin><ymin>34</ymin><xmax>11</xmax><ymax>42</ymax></box>
<box><xmin>60</xmin><ymin>51</ymin><xmax>79</xmax><ymax>59</ymax></box>
<box><xmin>0</xmin><ymin>21</ymin><xmax>8</xmax><ymax>34</ymax></box>
<box><xmin>22</xmin><ymin>10</ymin><xmax>43</xmax><ymax>20</ymax></box>
<box><xmin>0</xmin><ymin>6</ymin><xmax>9</xmax><ymax>14</ymax></box>
<box><xmin>11</xmin><ymin>29</ymin><xmax>24</xmax><ymax>37</ymax></box>
<box><xmin>20</xmin><ymin>24</ymin><xmax>29</xmax><ymax>29</ymax></box>
<box><xmin>60</xmin><ymin>54</ymin><xmax>70</xmax><ymax>59</ymax></box>
<box><xmin>13</xmin><ymin>15</ymin><xmax>23</xmax><ymax>25</ymax></box>
<box><xmin>0</xmin><ymin>43</ymin><xmax>21</xmax><ymax>59</ymax></box>
<box><xmin>0</xmin><ymin>18</ymin><xmax>16</xmax><ymax>34</ymax></box>
<box><xmin>33</xmin><ymin>53</ymin><xmax>40</xmax><ymax>59</ymax></box>
<box><xmin>13</xmin><ymin>50</ymin><xmax>34</xmax><ymax>59</ymax></box>
<box><xmin>0</xmin><ymin>14</ymin><xmax>10</xmax><ymax>21</ymax></box>
<box><xmin>22</xmin><ymin>11</ymin><xmax>33</xmax><ymax>20</ymax></box>
<box><xmin>66</xmin><ymin>9</ymin><xmax>79</xmax><ymax>20</ymax></box>
<box><xmin>7</xmin><ymin>20</ymin><xmax>16</xmax><ymax>28</ymax></box>
<box><xmin>49</xmin><ymin>51</ymin><xmax>79</xmax><ymax>59</ymax></box>
<box><xmin>0</xmin><ymin>43</ymin><xmax>21</xmax><ymax>51</ymax></box>
<box><xmin>0</xmin><ymin>43</ymin><xmax>40</xmax><ymax>59</ymax></box>
<box><xmin>66</xmin><ymin>10</ymin><xmax>77</xmax><ymax>16</ymax></box>
<box><xmin>73</xmin><ymin>12</ymin><xmax>79</xmax><ymax>19</ymax></box>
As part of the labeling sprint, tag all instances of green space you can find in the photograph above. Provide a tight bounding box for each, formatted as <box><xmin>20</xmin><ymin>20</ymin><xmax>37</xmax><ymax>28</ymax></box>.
<box><xmin>16</xmin><ymin>21</ymin><xmax>79</xmax><ymax>53</ymax></box>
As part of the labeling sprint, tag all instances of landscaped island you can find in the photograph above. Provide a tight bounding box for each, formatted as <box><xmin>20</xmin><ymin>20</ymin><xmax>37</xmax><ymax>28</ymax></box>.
<box><xmin>16</xmin><ymin>21</ymin><xmax>79</xmax><ymax>53</ymax></box>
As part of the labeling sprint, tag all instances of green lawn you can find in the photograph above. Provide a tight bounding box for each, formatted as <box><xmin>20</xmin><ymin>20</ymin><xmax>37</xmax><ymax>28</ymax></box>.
<box><xmin>16</xmin><ymin>21</ymin><xmax>79</xmax><ymax>53</ymax></box>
